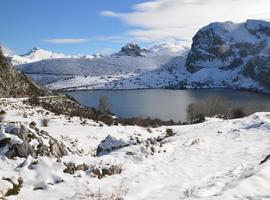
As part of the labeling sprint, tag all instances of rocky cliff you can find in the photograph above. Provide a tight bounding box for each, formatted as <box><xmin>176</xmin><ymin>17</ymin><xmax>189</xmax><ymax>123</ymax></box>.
<box><xmin>186</xmin><ymin>20</ymin><xmax>270</xmax><ymax>90</ymax></box>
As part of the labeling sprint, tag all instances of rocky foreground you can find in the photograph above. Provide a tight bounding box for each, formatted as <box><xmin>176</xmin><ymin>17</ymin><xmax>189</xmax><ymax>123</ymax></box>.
<box><xmin>0</xmin><ymin>98</ymin><xmax>270</xmax><ymax>199</ymax></box>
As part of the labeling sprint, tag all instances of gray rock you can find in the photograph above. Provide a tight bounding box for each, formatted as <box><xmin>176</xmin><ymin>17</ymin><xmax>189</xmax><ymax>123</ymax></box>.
<box><xmin>6</xmin><ymin>142</ymin><xmax>36</xmax><ymax>159</ymax></box>
<box><xmin>49</xmin><ymin>139</ymin><xmax>68</xmax><ymax>158</ymax></box>
<box><xmin>96</xmin><ymin>135</ymin><xmax>129</xmax><ymax>156</ymax></box>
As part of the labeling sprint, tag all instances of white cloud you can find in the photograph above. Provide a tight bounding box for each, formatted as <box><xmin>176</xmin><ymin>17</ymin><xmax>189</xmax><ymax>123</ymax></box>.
<box><xmin>100</xmin><ymin>11</ymin><xmax>122</xmax><ymax>17</ymax></box>
<box><xmin>42</xmin><ymin>36</ymin><xmax>129</xmax><ymax>44</ymax></box>
<box><xmin>101</xmin><ymin>0</ymin><xmax>270</xmax><ymax>43</ymax></box>
<box><xmin>97</xmin><ymin>48</ymin><xmax>114</xmax><ymax>55</ymax></box>
<box><xmin>43</xmin><ymin>38</ymin><xmax>90</xmax><ymax>44</ymax></box>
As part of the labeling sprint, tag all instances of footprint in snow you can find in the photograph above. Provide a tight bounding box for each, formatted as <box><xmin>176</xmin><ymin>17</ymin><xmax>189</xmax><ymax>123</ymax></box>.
<box><xmin>182</xmin><ymin>163</ymin><xmax>256</xmax><ymax>198</ymax></box>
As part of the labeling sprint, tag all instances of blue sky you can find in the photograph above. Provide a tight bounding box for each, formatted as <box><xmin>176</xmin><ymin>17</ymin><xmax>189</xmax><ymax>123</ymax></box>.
<box><xmin>1</xmin><ymin>0</ymin><xmax>269</xmax><ymax>55</ymax></box>
<box><xmin>1</xmin><ymin>0</ymin><xmax>145</xmax><ymax>55</ymax></box>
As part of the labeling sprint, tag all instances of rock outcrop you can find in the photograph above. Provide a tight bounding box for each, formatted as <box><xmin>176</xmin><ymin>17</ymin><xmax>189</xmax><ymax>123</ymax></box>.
<box><xmin>117</xmin><ymin>43</ymin><xmax>147</xmax><ymax>57</ymax></box>
<box><xmin>0</xmin><ymin>123</ymin><xmax>68</xmax><ymax>159</ymax></box>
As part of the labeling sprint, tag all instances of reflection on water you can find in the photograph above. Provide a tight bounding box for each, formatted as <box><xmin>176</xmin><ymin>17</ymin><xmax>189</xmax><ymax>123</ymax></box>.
<box><xmin>65</xmin><ymin>89</ymin><xmax>270</xmax><ymax>122</ymax></box>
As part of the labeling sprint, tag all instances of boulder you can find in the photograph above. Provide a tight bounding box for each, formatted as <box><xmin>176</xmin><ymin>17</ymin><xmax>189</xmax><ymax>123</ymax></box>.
<box><xmin>6</xmin><ymin>142</ymin><xmax>36</xmax><ymax>159</ymax></box>
<box><xmin>96</xmin><ymin>135</ymin><xmax>129</xmax><ymax>156</ymax></box>
<box><xmin>49</xmin><ymin>139</ymin><xmax>68</xmax><ymax>158</ymax></box>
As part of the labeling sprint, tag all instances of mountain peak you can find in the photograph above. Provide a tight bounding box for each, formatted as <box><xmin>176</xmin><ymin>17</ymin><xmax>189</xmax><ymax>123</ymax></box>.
<box><xmin>22</xmin><ymin>47</ymin><xmax>49</xmax><ymax>57</ymax></box>
<box><xmin>117</xmin><ymin>43</ymin><xmax>147</xmax><ymax>57</ymax></box>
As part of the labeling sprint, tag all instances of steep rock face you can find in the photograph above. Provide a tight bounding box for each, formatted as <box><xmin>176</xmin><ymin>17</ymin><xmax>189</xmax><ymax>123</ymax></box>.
<box><xmin>186</xmin><ymin>20</ymin><xmax>270</xmax><ymax>88</ymax></box>
<box><xmin>117</xmin><ymin>43</ymin><xmax>147</xmax><ymax>57</ymax></box>
<box><xmin>0</xmin><ymin>48</ymin><xmax>50</xmax><ymax>97</ymax></box>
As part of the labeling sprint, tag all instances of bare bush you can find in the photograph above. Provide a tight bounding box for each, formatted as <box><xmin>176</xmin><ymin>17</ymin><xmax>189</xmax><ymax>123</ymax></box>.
<box><xmin>28</xmin><ymin>95</ymin><xmax>40</xmax><ymax>106</ymax></box>
<box><xmin>41</xmin><ymin>118</ymin><xmax>49</xmax><ymax>127</ymax></box>
<box><xmin>165</xmin><ymin>128</ymin><xmax>175</xmax><ymax>137</ymax></box>
<box><xmin>29</xmin><ymin>121</ymin><xmax>37</xmax><ymax>129</ymax></box>
<box><xmin>99</xmin><ymin>96</ymin><xmax>112</xmax><ymax>113</ymax></box>
<box><xmin>82</xmin><ymin>183</ymin><xmax>127</xmax><ymax>200</ymax></box>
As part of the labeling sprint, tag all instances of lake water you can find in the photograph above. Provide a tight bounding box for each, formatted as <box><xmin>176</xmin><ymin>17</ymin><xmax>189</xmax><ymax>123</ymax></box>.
<box><xmin>65</xmin><ymin>89</ymin><xmax>270</xmax><ymax>122</ymax></box>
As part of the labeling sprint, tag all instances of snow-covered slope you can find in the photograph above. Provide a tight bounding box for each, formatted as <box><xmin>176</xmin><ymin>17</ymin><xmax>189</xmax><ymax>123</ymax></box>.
<box><xmin>1</xmin><ymin>98</ymin><xmax>270</xmax><ymax>199</ymax></box>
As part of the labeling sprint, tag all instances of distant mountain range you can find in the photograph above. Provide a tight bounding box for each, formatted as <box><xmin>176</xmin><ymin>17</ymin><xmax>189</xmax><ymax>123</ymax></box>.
<box><xmin>3</xmin><ymin>42</ymin><xmax>188</xmax><ymax>66</ymax></box>
<box><xmin>2</xmin><ymin>19</ymin><xmax>270</xmax><ymax>93</ymax></box>
<box><xmin>3</xmin><ymin>42</ymin><xmax>188</xmax><ymax>90</ymax></box>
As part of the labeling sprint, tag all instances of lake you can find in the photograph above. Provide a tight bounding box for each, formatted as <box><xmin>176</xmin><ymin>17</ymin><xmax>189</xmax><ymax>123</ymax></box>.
<box><xmin>65</xmin><ymin>89</ymin><xmax>270</xmax><ymax>122</ymax></box>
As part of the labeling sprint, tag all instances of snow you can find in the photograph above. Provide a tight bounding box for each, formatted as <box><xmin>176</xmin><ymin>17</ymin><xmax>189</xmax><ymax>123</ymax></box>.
<box><xmin>0</xmin><ymin>98</ymin><xmax>270</xmax><ymax>199</ymax></box>
<box><xmin>5</xmin><ymin>47</ymin><xmax>70</xmax><ymax>65</ymax></box>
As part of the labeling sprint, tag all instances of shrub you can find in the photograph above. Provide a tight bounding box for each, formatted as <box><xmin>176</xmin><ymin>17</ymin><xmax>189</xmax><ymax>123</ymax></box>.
<box><xmin>4</xmin><ymin>177</ymin><xmax>23</xmax><ymax>197</ymax></box>
<box><xmin>28</xmin><ymin>95</ymin><xmax>40</xmax><ymax>106</ymax></box>
<box><xmin>165</xmin><ymin>128</ymin><xmax>175</xmax><ymax>137</ymax></box>
<box><xmin>0</xmin><ymin>110</ymin><xmax>6</xmax><ymax>115</ymax></box>
<box><xmin>99</xmin><ymin>96</ymin><xmax>112</xmax><ymax>113</ymax></box>
<box><xmin>29</xmin><ymin>121</ymin><xmax>37</xmax><ymax>129</ymax></box>
<box><xmin>97</xmin><ymin>114</ymin><xmax>114</xmax><ymax>126</ymax></box>
<box><xmin>231</xmin><ymin>107</ymin><xmax>246</xmax><ymax>119</ymax></box>
<box><xmin>191</xmin><ymin>113</ymin><xmax>205</xmax><ymax>124</ymax></box>
<box><xmin>41</xmin><ymin>118</ymin><xmax>49</xmax><ymax>127</ymax></box>
<box><xmin>116</xmin><ymin>117</ymin><xmax>180</xmax><ymax>127</ymax></box>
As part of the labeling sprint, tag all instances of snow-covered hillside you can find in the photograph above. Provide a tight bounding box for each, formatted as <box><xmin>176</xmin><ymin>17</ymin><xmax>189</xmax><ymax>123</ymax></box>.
<box><xmin>1</xmin><ymin>98</ymin><xmax>270</xmax><ymax>199</ymax></box>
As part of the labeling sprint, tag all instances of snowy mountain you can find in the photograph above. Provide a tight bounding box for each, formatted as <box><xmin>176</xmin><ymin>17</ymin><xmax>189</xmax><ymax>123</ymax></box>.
<box><xmin>5</xmin><ymin>47</ymin><xmax>70</xmax><ymax>65</ymax></box>
<box><xmin>16</xmin><ymin>43</ymin><xmax>184</xmax><ymax>88</ymax></box>
<box><xmin>185</xmin><ymin>19</ymin><xmax>270</xmax><ymax>92</ymax></box>
<box><xmin>22</xmin><ymin>47</ymin><xmax>69</xmax><ymax>61</ymax></box>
